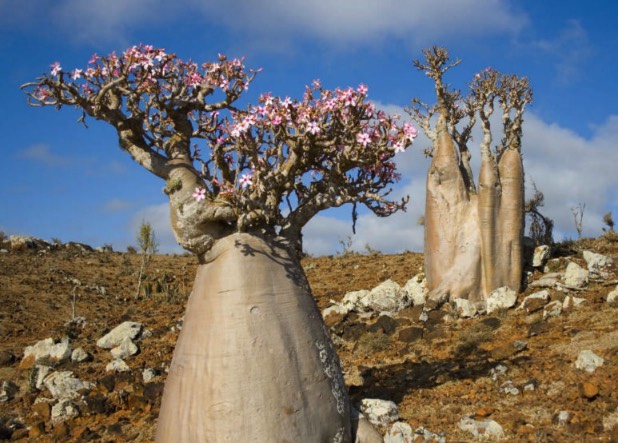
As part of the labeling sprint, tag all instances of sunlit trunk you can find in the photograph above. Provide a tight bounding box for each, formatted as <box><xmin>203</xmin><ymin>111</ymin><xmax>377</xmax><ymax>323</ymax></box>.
<box><xmin>497</xmin><ymin>148</ymin><xmax>524</xmax><ymax>292</ymax></box>
<box><xmin>155</xmin><ymin>233</ymin><xmax>352</xmax><ymax>442</ymax></box>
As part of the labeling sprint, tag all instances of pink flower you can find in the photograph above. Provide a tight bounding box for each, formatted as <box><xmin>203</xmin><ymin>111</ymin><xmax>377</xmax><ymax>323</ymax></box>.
<box><xmin>271</xmin><ymin>114</ymin><xmax>282</xmax><ymax>125</ymax></box>
<box><xmin>357</xmin><ymin>84</ymin><xmax>368</xmax><ymax>95</ymax></box>
<box><xmin>393</xmin><ymin>141</ymin><xmax>405</xmax><ymax>153</ymax></box>
<box><xmin>306</xmin><ymin>121</ymin><xmax>321</xmax><ymax>135</ymax></box>
<box><xmin>50</xmin><ymin>62</ymin><xmax>62</xmax><ymax>76</ymax></box>
<box><xmin>70</xmin><ymin>69</ymin><xmax>83</xmax><ymax>80</ymax></box>
<box><xmin>403</xmin><ymin>122</ymin><xmax>418</xmax><ymax>141</ymax></box>
<box><xmin>192</xmin><ymin>187</ymin><xmax>206</xmax><ymax>201</ymax></box>
<box><xmin>312</xmin><ymin>79</ymin><xmax>322</xmax><ymax>90</ymax></box>
<box><xmin>239</xmin><ymin>173</ymin><xmax>253</xmax><ymax>189</ymax></box>
<box><xmin>356</xmin><ymin>132</ymin><xmax>372</xmax><ymax>147</ymax></box>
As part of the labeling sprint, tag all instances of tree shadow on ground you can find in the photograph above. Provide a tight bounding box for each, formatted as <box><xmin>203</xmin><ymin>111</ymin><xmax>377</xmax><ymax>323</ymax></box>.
<box><xmin>349</xmin><ymin>351</ymin><xmax>515</xmax><ymax>406</ymax></box>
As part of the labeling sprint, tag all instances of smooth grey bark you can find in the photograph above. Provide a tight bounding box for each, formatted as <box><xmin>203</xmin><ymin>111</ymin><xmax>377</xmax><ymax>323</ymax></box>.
<box><xmin>155</xmin><ymin>233</ymin><xmax>352</xmax><ymax>442</ymax></box>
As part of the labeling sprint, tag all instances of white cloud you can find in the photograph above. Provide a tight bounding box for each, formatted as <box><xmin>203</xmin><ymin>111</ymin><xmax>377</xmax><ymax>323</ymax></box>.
<box><xmin>102</xmin><ymin>198</ymin><xmax>132</xmax><ymax>213</ymax></box>
<box><xmin>530</xmin><ymin>20</ymin><xmax>594</xmax><ymax>85</ymax></box>
<box><xmin>10</xmin><ymin>0</ymin><xmax>527</xmax><ymax>48</ymax></box>
<box><xmin>16</xmin><ymin>144</ymin><xmax>70</xmax><ymax>167</ymax></box>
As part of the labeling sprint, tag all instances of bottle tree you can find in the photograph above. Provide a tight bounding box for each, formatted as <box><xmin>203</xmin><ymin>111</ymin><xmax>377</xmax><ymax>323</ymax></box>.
<box><xmin>408</xmin><ymin>47</ymin><xmax>532</xmax><ymax>307</ymax></box>
<box><xmin>23</xmin><ymin>45</ymin><xmax>416</xmax><ymax>442</ymax></box>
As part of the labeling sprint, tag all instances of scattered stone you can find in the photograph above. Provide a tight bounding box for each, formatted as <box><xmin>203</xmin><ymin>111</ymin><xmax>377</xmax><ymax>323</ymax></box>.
<box><xmin>110</xmin><ymin>337</ymin><xmax>139</xmax><ymax>359</ymax></box>
<box><xmin>142</xmin><ymin>368</ymin><xmax>157</xmax><ymax>383</ymax></box>
<box><xmin>607</xmin><ymin>286</ymin><xmax>618</xmax><ymax>307</ymax></box>
<box><xmin>51</xmin><ymin>398</ymin><xmax>79</xmax><ymax>424</ymax></box>
<box><xmin>518</xmin><ymin>290</ymin><xmax>550</xmax><ymax>313</ymax></box>
<box><xmin>528</xmin><ymin>273</ymin><xmax>561</xmax><ymax>289</ymax></box>
<box><xmin>21</xmin><ymin>337</ymin><xmax>71</xmax><ymax>368</ymax></box>
<box><xmin>32</xmin><ymin>365</ymin><xmax>53</xmax><ymax>390</ymax></box>
<box><xmin>580</xmin><ymin>382</ymin><xmax>599</xmax><ymax>399</ymax></box>
<box><xmin>583</xmin><ymin>250</ymin><xmax>613</xmax><ymax>277</ymax></box>
<box><xmin>322</xmin><ymin>303</ymin><xmax>348</xmax><ymax>318</ymax></box>
<box><xmin>71</xmin><ymin>347</ymin><xmax>90</xmax><ymax>363</ymax></box>
<box><xmin>452</xmin><ymin>298</ymin><xmax>478</xmax><ymax>318</ymax></box>
<box><xmin>106</xmin><ymin>359</ymin><xmax>130</xmax><ymax>373</ymax></box>
<box><xmin>0</xmin><ymin>380</ymin><xmax>18</xmax><ymax>402</ymax></box>
<box><xmin>359</xmin><ymin>398</ymin><xmax>399</xmax><ymax>427</ymax></box>
<box><xmin>554</xmin><ymin>410</ymin><xmax>570</xmax><ymax>426</ymax></box>
<box><xmin>364</xmin><ymin>280</ymin><xmax>409</xmax><ymax>313</ymax></box>
<box><xmin>603</xmin><ymin>407</ymin><xmax>618</xmax><ymax>432</ymax></box>
<box><xmin>532</xmin><ymin>245</ymin><xmax>551</xmax><ymax>268</ymax></box>
<box><xmin>574</xmin><ymin>350</ymin><xmax>604</xmax><ymax>373</ymax></box>
<box><xmin>341</xmin><ymin>290</ymin><xmax>370</xmax><ymax>313</ymax></box>
<box><xmin>402</xmin><ymin>273</ymin><xmax>428</xmax><ymax>306</ymax></box>
<box><xmin>96</xmin><ymin>321</ymin><xmax>143</xmax><ymax>349</ymax></box>
<box><xmin>500</xmin><ymin>381</ymin><xmax>520</xmax><ymax>396</ymax></box>
<box><xmin>563</xmin><ymin>262</ymin><xmax>589</xmax><ymax>289</ymax></box>
<box><xmin>486</xmin><ymin>287</ymin><xmax>517</xmax><ymax>314</ymax></box>
<box><xmin>543</xmin><ymin>300</ymin><xmax>563</xmax><ymax>319</ymax></box>
<box><xmin>459</xmin><ymin>415</ymin><xmax>505</xmax><ymax>440</ymax></box>
<box><xmin>563</xmin><ymin>295</ymin><xmax>586</xmax><ymax>309</ymax></box>
<box><xmin>490</xmin><ymin>364</ymin><xmax>508</xmax><ymax>381</ymax></box>
<box><xmin>385</xmin><ymin>422</ymin><xmax>413</xmax><ymax>443</ymax></box>
<box><xmin>44</xmin><ymin>371</ymin><xmax>94</xmax><ymax>400</ymax></box>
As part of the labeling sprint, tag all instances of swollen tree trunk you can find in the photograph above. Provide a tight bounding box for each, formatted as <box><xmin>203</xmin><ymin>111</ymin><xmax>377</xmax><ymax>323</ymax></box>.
<box><xmin>156</xmin><ymin>233</ymin><xmax>352</xmax><ymax>442</ymax></box>
<box><xmin>424</xmin><ymin>116</ymin><xmax>482</xmax><ymax>305</ymax></box>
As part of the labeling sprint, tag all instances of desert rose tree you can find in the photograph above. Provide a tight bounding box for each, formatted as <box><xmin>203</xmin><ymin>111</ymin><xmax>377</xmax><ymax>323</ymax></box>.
<box><xmin>23</xmin><ymin>45</ymin><xmax>416</xmax><ymax>442</ymax></box>
<box><xmin>408</xmin><ymin>47</ymin><xmax>532</xmax><ymax>306</ymax></box>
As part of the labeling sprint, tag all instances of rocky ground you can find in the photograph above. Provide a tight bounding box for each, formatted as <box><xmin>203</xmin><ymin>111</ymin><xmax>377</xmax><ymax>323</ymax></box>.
<box><xmin>0</xmin><ymin>234</ymin><xmax>617</xmax><ymax>442</ymax></box>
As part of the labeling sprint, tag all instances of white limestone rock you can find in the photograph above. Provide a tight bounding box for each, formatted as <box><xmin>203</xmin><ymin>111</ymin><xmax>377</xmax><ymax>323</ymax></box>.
<box><xmin>486</xmin><ymin>287</ymin><xmax>517</xmax><ymax>314</ymax></box>
<box><xmin>51</xmin><ymin>398</ymin><xmax>80</xmax><ymax>424</ymax></box>
<box><xmin>459</xmin><ymin>415</ymin><xmax>505</xmax><ymax>440</ymax></box>
<box><xmin>359</xmin><ymin>398</ymin><xmax>400</xmax><ymax>428</ymax></box>
<box><xmin>452</xmin><ymin>298</ymin><xmax>479</xmax><ymax>318</ymax></box>
<box><xmin>562</xmin><ymin>262</ymin><xmax>589</xmax><ymax>289</ymax></box>
<box><xmin>71</xmin><ymin>347</ymin><xmax>90</xmax><ymax>363</ymax></box>
<box><xmin>23</xmin><ymin>337</ymin><xmax>71</xmax><ymax>365</ymax></box>
<box><xmin>575</xmin><ymin>350</ymin><xmax>604</xmax><ymax>373</ymax></box>
<box><xmin>106</xmin><ymin>359</ymin><xmax>130</xmax><ymax>373</ymax></box>
<box><xmin>402</xmin><ymin>273</ymin><xmax>428</xmax><ymax>306</ymax></box>
<box><xmin>583</xmin><ymin>250</ymin><xmax>613</xmax><ymax>277</ymax></box>
<box><xmin>532</xmin><ymin>245</ymin><xmax>551</xmax><ymax>268</ymax></box>
<box><xmin>96</xmin><ymin>321</ymin><xmax>143</xmax><ymax>349</ymax></box>
<box><xmin>110</xmin><ymin>337</ymin><xmax>139</xmax><ymax>359</ymax></box>
<box><xmin>44</xmin><ymin>371</ymin><xmax>94</xmax><ymax>400</ymax></box>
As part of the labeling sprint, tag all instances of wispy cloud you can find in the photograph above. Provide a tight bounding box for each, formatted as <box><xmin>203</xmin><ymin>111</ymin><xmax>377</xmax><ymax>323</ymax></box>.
<box><xmin>531</xmin><ymin>20</ymin><xmax>594</xmax><ymax>85</ymax></box>
<box><xmin>102</xmin><ymin>198</ymin><xmax>133</xmax><ymax>213</ymax></box>
<box><xmin>4</xmin><ymin>0</ymin><xmax>527</xmax><ymax>49</ymax></box>
<box><xmin>16</xmin><ymin>144</ymin><xmax>70</xmax><ymax>167</ymax></box>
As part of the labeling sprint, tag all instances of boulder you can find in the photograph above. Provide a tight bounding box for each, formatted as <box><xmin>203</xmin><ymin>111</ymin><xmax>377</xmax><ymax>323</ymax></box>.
<box><xmin>486</xmin><ymin>287</ymin><xmax>517</xmax><ymax>314</ymax></box>
<box><xmin>575</xmin><ymin>350</ymin><xmax>604</xmax><ymax>373</ymax></box>
<box><xmin>44</xmin><ymin>371</ymin><xmax>94</xmax><ymax>400</ymax></box>
<box><xmin>359</xmin><ymin>398</ymin><xmax>399</xmax><ymax>428</ymax></box>
<box><xmin>532</xmin><ymin>245</ymin><xmax>551</xmax><ymax>268</ymax></box>
<box><xmin>452</xmin><ymin>298</ymin><xmax>479</xmax><ymax>318</ymax></box>
<box><xmin>110</xmin><ymin>337</ymin><xmax>139</xmax><ymax>359</ymax></box>
<box><xmin>583</xmin><ymin>250</ymin><xmax>613</xmax><ymax>277</ymax></box>
<box><xmin>106</xmin><ymin>359</ymin><xmax>130</xmax><ymax>373</ymax></box>
<box><xmin>21</xmin><ymin>337</ymin><xmax>71</xmax><ymax>368</ymax></box>
<box><xmin>563</xmin><ymin>262</ymin><xmax>589</xmax><ymax>289</ymax></box>
<box><xmin>96</xmin><ymin>321</ymin><xmax>143</xmax><ymax>349</ymax></box>
<box><xmin>518</xmin><ymin>290</ymin><xmax>550</xmax><ymax>313</ymax></box>
<box><xmin>459</xmin><ymin>416</ymin><xmax>504</xmax><ymax>440</ymax></box>
<box><xmin>51</xmin><ymin>399</ymin><xmax>79</xmax><ymax>424</ymax></box>
<box><xmin>402</xmin><ymin>273</ymin><xmax>427</xmax><ymax>306</ymax></box>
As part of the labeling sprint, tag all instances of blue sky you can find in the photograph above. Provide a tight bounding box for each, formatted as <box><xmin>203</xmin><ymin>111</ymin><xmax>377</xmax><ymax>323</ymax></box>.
<box><xmin>1</xmin><ymin>0</ymin><xmax>617</xmax><ymax>255</ymax></box>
